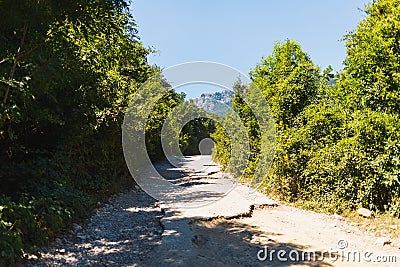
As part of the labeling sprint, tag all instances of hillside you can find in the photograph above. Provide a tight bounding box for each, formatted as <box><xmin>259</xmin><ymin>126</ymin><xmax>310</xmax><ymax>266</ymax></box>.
<box><xmin>191</xmin><ymin>90</ymin><xmax>234</xmax><ymax>116</ymax></box>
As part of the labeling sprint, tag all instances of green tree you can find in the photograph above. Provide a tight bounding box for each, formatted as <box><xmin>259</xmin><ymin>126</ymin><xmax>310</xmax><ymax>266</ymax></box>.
<box><xmin>0</xmin><ymin>0</ymin><xmax>178</xmax><ymax>263</ymax></box>
<box><xmin>250</xmin><ymin>40</ymin><xmax>320</xmax><ymax>129</ymax></box>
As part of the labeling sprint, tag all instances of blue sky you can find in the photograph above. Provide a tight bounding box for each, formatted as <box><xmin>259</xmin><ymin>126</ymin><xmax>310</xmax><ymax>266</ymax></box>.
<box><xmin>130</xmin><ymin>1</ymin><xmax>369</xmax><ymax>98</ymax></box>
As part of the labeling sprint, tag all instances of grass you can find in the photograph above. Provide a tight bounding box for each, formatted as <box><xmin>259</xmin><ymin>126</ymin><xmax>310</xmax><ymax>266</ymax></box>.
<box><xmin>343</xmin><ymin>210</ymin><xmax>400</xmax><ymax>240</ymax></box>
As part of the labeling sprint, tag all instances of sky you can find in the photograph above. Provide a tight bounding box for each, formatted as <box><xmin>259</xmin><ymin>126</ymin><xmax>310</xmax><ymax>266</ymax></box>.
<box><xmin>130</xmin><ymin>1</ymin><xmax>369</xmax><ymax>98</ymax></box>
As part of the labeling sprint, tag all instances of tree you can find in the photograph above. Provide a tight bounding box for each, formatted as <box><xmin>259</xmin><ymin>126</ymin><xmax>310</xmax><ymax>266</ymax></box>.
<box><xmin>250</xmin><ymin>40</ymin><xmax>320</xmax><ymax>129</ymax></box>
<box><xmin>340</xmin><ymin>0</ymin><xmax>400</xmax><ymax>113</ymax></box>
<box><xmin>0</xmin><ymin>0</ymin><xmax>171</xmax><ymax>263</ymax></box>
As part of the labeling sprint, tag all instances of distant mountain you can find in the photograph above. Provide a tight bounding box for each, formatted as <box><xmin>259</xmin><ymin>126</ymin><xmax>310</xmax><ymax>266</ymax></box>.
<box><xmin>191</xmin><ymin>90</ymin><xmax>234</xmax><ymax>116</ymax></box>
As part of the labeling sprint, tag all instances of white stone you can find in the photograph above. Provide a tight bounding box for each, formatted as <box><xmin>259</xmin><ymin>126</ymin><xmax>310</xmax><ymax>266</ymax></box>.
<box><xmin>375</xmin><ymin>237</ymin><xmax>391</xmax><ymax>246</ymax></box>
<box><xmin>357</xmin><ymin>208</ymin><xmax>372</xmax><ymax>218</ymax></box>
<box><xmin>332</xmin><ymin>214</ymin><xmax>345</xmax><ymax>221</ymax></box>
<box><xmin>73</xmin><ymin>223</ymin><xmax>82</xmax><ymax>232</ymax></box>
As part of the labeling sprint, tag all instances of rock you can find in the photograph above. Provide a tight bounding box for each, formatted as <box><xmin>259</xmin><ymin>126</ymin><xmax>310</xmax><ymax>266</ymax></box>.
<box><xmin>58</xmin><ymin>248</ymin><xmax>66</xmax><ymax>254</ymax></box>
<box><xmin>66</xmin><ymin>257</ymin><xmax>76</xmax><ymax>262</ymax></box>
<box><xmin>357</xmin><ymin>208</ymin><xmax>372</xmax><ymax>218</ymax></box>
<box><xmin>76</xmin><ymin>234</ymin><xmax>87</xmax><ymax>240</ymax></box>
<box><xmin>55</xmin><ymin>238</ymin><xmax>63</xmax><ymax>244</ymax></box>
<box><xmin>332</xmin><ymin>214</ymin><xmax>345</xmax><ymax>221</ymax></box>
<box><xmin>390</xmin><ymin>225</ymin><xmax>398</xmax><ymax>230</ymax></box>
<box><xmin>73</xmin><ymin>223</ymin><xmax>82</xmax><ymax>232</ymax></box>
<box><xmin>375</xmin><ymin>237</ymin><xmax>391</xmax><ymax>246</ymax></box>
<box><xmin>28</xmin><ymin>254</ymin><xmax>38</xmax><ymax>260</ymax></box>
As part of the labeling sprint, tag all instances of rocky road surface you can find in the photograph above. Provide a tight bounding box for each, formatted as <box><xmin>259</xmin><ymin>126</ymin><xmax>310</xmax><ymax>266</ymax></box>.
<box><xmin>28</xmin><ymin>156</ymin><xmax>399</xmax><ymax>266</ymax></box>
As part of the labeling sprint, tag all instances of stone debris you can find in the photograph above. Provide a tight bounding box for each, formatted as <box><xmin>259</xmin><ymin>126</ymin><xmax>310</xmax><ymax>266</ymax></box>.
<box><xmin>357</xmin><ymin>207</ymin><xmax>372</xmax><ymax>218</ymax></box>
<box><xmin>72</xmin><ymin>223</ymin><xmax>82</xmax><ymax>232</ymax></box>
<box><xmin>28</xmin><ymin>188</ymin><xmax>163</xmax><ymax>266</ymax></box>
<box><xmin>375</xmin><ymin>236</ymin><xmax>391</xmax><ymax>246</ymax></box>
<box><xmin>332</xmin><ymin>214</ymin><xmax>345</xmax><ymax>221</ymax></box>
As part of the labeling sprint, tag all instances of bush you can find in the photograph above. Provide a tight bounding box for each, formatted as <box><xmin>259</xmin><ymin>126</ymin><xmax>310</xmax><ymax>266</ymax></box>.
<box><xmin>214</xmin><ymin>1</ymin><xmax>400</xmax><ymax>217</ymax></box>
<box><xmin>0</xmin><ymin>0</ymin><xmax>169</xmax><ymax>264</ymax></box>
<box><xmin>0</xmin><ymin>204</ymin><xmax>24</xmax><ymax>266</ymax></box>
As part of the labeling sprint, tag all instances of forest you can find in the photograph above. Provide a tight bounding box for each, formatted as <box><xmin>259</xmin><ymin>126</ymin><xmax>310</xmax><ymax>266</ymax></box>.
<box><xmin>1</xmin><ymin>0</ymin><xmax>399</xmax><ymax>264</ymax></box>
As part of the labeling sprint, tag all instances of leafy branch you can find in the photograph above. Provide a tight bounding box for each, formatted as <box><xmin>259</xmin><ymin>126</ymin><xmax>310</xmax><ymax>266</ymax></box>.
<box><xmin>3</xmin><ymin>23</ymin><xmax>27</xmax><ymax>105</ymax></box>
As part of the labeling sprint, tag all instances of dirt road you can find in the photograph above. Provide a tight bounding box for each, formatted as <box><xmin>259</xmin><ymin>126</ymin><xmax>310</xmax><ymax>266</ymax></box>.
<box><xmin>32</xmin><ymin>156</ymin><xmax>399</xmax><ymax>266</ymax></box>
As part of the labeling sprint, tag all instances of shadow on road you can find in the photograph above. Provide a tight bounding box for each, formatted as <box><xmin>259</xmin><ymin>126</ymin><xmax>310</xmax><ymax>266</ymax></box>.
<box><xmin>189</xmin><ymin>218</ymin><xmax>334</xmax><ymax>266</ymax></box>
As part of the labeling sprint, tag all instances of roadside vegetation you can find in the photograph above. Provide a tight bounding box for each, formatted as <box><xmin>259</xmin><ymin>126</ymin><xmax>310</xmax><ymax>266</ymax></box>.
<box><xmin>213</xmin><ymin>0</ymin><xmax>400</xmax><ymax>216</ymax></box>
<box><xmin>0</xmin><ymin>0</ymin><xmax>182</xmax><ymax>265</ymax></box>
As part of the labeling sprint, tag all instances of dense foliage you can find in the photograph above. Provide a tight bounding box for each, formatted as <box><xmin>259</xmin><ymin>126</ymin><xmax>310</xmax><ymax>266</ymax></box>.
<box><xmin>213</xmin><ymin>0</ymin><xmax>400</xmax><ymax>215</ymax></box>
<box><xmin>180</xmin><ymin>118</ymin><xmax>216</xmax><ymax>155</ymax></box>
<box><xmin>0</xmin><ymin>0</ymin><xmax>178</xmax><ymax>264</ymax></box>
